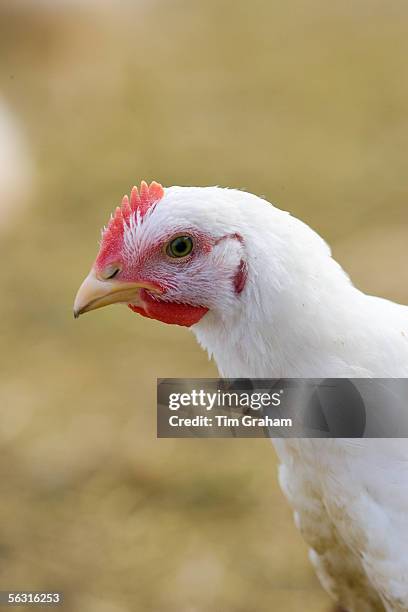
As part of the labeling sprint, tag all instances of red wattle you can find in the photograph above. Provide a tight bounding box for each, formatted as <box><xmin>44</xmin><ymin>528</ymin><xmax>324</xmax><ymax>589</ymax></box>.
<box><xmin>128</xmin><ymin>290</ymin><xmax>208</xmax><ymax>327</ymax></box>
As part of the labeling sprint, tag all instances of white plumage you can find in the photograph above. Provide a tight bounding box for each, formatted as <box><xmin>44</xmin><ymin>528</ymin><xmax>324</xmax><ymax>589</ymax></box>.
<box><xmin>0</xmin><ymin>98</ymin><xmax>32</xmax><ymax>233</ymax></box>
<box><xmin>76</xmin><ymin>184</ymin><xmax>408</xmax><ymax>611</ymax></box>
<box><xmin>166</xmin><ymin>187</ymin><xmax>408</xmax><ymax>612</ymax></box>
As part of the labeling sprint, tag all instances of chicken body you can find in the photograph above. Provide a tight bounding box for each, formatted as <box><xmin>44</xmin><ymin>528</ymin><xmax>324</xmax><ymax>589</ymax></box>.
<box><xmin>0</xmin><ymin>98</ymin><xmax>32</xmax><ymax>232</ymax></box>
<box><xmin>75</xmin><ymin>185</ymin><xmax>408</xmax><ymax>611</ymax></box>
<box><xmin>189</xmin><ymin>190</ymin><xmax>408</xmax><ymax>612</ymax></box>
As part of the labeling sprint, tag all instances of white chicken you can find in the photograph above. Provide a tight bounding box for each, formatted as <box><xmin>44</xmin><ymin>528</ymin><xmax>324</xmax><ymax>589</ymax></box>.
<box><xmin>0</xmin><ymin>98</ymin><xmax>32</xmax><ymax>233</ymax></box>
<box><xmin>74</xmin><ymin>182</ymin><xmax>408</xmax><ymax>612</ymax></box>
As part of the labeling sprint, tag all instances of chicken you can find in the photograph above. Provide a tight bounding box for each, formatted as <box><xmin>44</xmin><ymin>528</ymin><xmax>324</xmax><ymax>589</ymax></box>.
<box><xmin>0</xmin><ymin>98</ymin><xmax>32</xmax><ymax>233</ymax></box>
<box><xmin>74</xmin><ymin>181</ymin><xmax>408</xmax><ymax>612</ymax></box>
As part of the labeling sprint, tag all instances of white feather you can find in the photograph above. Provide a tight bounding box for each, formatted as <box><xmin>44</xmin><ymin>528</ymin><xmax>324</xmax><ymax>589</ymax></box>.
<box><xmin>155</xmin><ymin>186</ymin><xmax>408</xmax><ymax>612</ymax></box>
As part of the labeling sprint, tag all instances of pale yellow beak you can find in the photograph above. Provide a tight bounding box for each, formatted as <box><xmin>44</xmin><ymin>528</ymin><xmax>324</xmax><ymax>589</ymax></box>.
<box><xmin>73</xmin><ymin>269</ymin><xmax>161</xmax><ymax>318</ymax></box>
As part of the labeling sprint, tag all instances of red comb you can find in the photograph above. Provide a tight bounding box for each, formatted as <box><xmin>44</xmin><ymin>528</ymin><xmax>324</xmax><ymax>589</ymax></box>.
<box><xmin>112</xmin><ymin>180</ymin><xmax>164</xmax><ymax>227</ymax></box>
<box><xmin>105</xmin><ymin>180</ymin><xmax>164</xmax><ymax>233</ymax></box>
<box><xmin>97</xmin><ymin>181</ymin><xmax>164</xmax><ymax>265</ymax></box>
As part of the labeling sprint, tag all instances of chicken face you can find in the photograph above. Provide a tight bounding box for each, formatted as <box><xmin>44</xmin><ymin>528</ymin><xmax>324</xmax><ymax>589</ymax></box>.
<box><xmin>74</xmin><ymin>181</ymin><xmax>247</xmax><ymax>327</ymax></box>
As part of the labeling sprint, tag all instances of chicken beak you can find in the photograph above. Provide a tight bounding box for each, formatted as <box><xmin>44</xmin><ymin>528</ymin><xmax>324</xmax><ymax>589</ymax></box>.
<box><xmin>73</xmin><ymin>269</ymin><xmax>160</xmax><ymax>318</ymax></box>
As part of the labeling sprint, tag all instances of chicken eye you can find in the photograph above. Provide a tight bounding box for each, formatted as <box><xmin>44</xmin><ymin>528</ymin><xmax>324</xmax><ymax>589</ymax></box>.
<box><xmin>166</xmin><ymin>236</ymin><xmax>193</xmax><ymax>258</ymax></box>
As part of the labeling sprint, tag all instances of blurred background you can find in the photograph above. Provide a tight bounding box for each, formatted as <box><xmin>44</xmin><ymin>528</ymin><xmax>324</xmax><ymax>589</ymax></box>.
<box><xmin>0</xmin><ymin>1</ymin><xmax>407</xmax><ymax>611</ymax></box>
